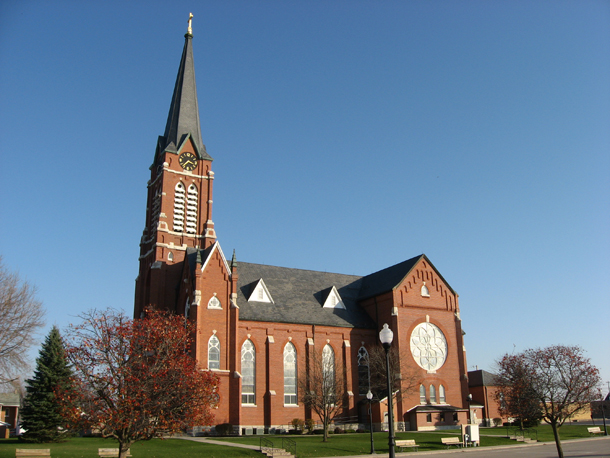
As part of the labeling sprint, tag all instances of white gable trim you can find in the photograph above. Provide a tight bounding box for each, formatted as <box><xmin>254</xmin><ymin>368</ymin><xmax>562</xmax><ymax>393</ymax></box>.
<box><xmin>247</xmin><ymin>278</ymin><xmax>274</xmax><ymax>304</ymax></box>
<box><xmin>322</xmin><ymin>286</ymin><xmax>346</xmax><ymax>309</ymax></box>
<box><xmin>200</xmin><ymin>241</ymin><xmax>231</xmax><ymax>277</ymax></box>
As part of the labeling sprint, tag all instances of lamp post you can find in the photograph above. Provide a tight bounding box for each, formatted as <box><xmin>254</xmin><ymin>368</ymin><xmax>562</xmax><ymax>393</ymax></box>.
<box><xmin>367</xmin><ymin>390</ymin><xmax>375</xmax><ymax>453</ymax></box>
<box><xmin>467</xmin><ymin>394</ymin><xmax>472</xmax><ymax>425</ymax></box>
<box><xmin>379</xmin><ymin>323</ymin><xmax>395</xmax><ymax>458</ymax></box>
<box><xmin>602</xmin><ymin>396</ymin><xmax>608</xmax><ymax>436</ymax></box>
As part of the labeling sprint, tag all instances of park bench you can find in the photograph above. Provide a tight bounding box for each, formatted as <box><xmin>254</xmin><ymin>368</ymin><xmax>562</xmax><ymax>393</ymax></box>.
<box><xmin>441</xmin><ymin>437</ymin><xmax>463</xmax><ymax>448</ymax></box>
<box><xmin>395</xmin><ymin>439</ymin><xmax>419</xmax><ymax>452</ymax></box>
<box><xmin>98</xmin><ymin>449</ymin><xmax>131</xmax><ymax>457</ymax></box>
<box><xmin>15</xmin><ymin>450</ymin><xmax>51</xmax><ymax>458</ymax></box>
<box><xmin>587</xmin><ymin>427</ymin><xmax>604</xmax><ymax>435</ymax></box>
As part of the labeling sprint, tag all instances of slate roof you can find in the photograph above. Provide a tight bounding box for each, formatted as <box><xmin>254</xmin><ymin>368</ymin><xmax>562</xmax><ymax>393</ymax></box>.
<box><xmin>468</xmin><ymin>369</ymin><xmax>499</xmax><ymax>387</ymax></box>
<box><xmin>188</xmin><ymin>249</ymin><xmax>448</xmax><ymax>329</ymax></box>
<box><xmin>236</xmin><ymin>263</ymin><xmax>374</xmax><ymax>328</ymax></box>
<box><xmin>155</xmin><ymin>32</ymin><xmax>212</xmax><ymax>164</ymax></box>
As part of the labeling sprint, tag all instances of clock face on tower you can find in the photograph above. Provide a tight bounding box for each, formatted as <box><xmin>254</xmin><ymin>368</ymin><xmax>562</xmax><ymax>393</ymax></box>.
<box><xmin>179</xmin><ymin>152</ymin><xmax>198</xmax><ymax>171</ymax></box>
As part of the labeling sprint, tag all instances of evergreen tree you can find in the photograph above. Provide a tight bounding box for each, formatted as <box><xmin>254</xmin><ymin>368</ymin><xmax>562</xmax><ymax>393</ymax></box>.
<box><xmin>20</xmin><ymin>326</ymin><xmax>72</xmax><ymax>442</ymax></box>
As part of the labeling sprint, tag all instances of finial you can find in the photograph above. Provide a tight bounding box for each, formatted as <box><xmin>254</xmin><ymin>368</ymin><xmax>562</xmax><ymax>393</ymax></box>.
<box><xmin>231</xmin><ymin>249</ymin><xmax>237</xmax><ymax>270</ymax></box>
<box><xmin>187</xmin><ymin>13</ymin><xmax>193</xmax><ymax>36</ymax></box>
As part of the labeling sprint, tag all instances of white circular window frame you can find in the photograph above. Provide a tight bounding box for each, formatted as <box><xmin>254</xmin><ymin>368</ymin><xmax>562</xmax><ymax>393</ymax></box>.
<box><xmin>410</xmin><ymin>322</ymin><xmax>448</xmax><ymax>372</ymax></box>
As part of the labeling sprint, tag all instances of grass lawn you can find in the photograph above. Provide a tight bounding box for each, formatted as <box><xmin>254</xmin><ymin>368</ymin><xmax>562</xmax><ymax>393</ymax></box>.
<box><xmin>0</xmin><ymin>426</ymin><xmax>599</xmax><ymax>458</ymax></box>
<box><xmin>0</xmin><ymin>437</ymin><xmax>260</xmax><ymax>458</ymax></box>
<box><xmin>477</xmin><ymin>424</ymin><xmax>601</xmax><ymax>442</ymax></box>
<box><xmin>217</xmin><ymin>431</ymin><xmax>516</xmax><ymax>456</ymax></box>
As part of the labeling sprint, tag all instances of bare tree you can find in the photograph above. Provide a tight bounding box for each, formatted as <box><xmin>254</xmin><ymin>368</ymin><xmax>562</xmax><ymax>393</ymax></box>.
<box><xmin>0</xmin><ymin>257</ymin><xmax>45</xmax><ymax>385</ymax></box>
<box><xmin>367</xmin><ymin>345</ymin><xmax>419</xmax><ymax>402</ymax></box>
<box><xmin>299</xmin><ymin>344</ymin><xmax>348</xmax><ymax>442</ymax></box>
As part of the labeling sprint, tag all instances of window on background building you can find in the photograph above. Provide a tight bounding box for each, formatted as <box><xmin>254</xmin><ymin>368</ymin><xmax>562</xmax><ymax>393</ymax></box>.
<box><xmin>453</xmin><ymin>412</ymin><xmax>459</xmax><ymax>422</ymax></box>
<box><xmin>241</xmin><ymin>340</ymin><xmax>256</xmax><ymax>404</ymax></box>
<box><xmin>208</xmin><ymin>335</ymin><xmax>220</xmax><ymax>370</ymax></box>
<box><xmin>322</xmin><ymin>344</ymin><xmax>335</xmax><ymax>400</ymax></box>
<box><xmin>419</xmin><ymin>384</ymin><xmax>426</xmax><ymax>404</ymax></box>
<box><xmin>430</xmin><ymin>384</ymin><xmax>437</xmax><ymax>404</ymax></box>
<box><xmin>439</xmin><ymin>384</ymin><xmax>446</xmax><ymax>403</ymax></box>
<box><xmin>284</xmin><ymin>342</ymin><xmax>297</xmax><ymax>405</ymax></box>
<box><xmin>357</xmin><ymin>346</ymin><xmax>369</xmax><ymax>396</ymax></box>
<box><xmin>426</xmin><ymin>413</ymin><xmax>432</xmax><ymax>422</ymax></box>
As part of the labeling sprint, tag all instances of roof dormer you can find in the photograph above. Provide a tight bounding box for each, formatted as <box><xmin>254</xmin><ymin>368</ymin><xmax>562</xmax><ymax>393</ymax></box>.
<box><xmin>247</xmin><ymin>278</ymin><xmax>274</xmax><ymax>303</ymax></box>
<box><xmin>322</xmin><ymin>286</ymin><xmax>346</xmax><ymax>309</ymax></box>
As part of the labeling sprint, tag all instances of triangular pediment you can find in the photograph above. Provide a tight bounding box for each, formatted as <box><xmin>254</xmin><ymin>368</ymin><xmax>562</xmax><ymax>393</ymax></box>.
<box><xmin>200</xmin><ymin>241</ymin><xmax>231</xmax><ymax>277</ymax></box>
<box><xmin>322</xmin><ymin>285</ymin><xmax>346</xmax><ymax>309</ymax></box>
<box><xmin>247</xmin><ymin>279</ymin><xmax>274</xmax><ymax>304</ymax></box>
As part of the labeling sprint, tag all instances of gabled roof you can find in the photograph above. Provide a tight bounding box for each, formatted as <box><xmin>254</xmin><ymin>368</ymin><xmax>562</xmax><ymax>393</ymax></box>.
<box><xmin>359</xmin><ymin>254</ymin><xmax>456</xmax><ymax>300</ymax></box>
<box><xmin>155</xmin><ymin>31</ymin><xmax>212</xmax><ymax>164</ymax></box>
<box><xmin>236</xmin><ymin>263</ymin><xmax>374</xmax><ymax>328</ymax></box>
<box><xmin>186</xmin><ymin>243</ymin><xmax>230</xmax><ymax>277</ymax></box>
<box><xmin>0</xmin><ymin>392</ymin><xmax>20</xmax><ymax>406</ymax></box>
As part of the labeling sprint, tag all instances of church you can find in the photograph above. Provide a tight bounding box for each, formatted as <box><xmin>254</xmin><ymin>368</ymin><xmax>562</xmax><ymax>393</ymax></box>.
<box><xmin>134</xmin><ymin>18</ymin><xmax>473</xmax><ymax>434</ymax></box>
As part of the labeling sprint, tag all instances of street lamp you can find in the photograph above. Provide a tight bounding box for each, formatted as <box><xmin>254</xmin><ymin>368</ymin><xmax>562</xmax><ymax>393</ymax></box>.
<box><xmin>367</xmin><ymin>390</ymin><xmax>375</xmax><ymax>453</ymax></box>
<box><xmin>467</xmin><ymin>394</ymin><xmax>473</xmax><ymax>425</ymax></box>
<box><xmin>379</xmin><ymin>323</ymin><xmax>395</xmax><ymax>458</ymax></box>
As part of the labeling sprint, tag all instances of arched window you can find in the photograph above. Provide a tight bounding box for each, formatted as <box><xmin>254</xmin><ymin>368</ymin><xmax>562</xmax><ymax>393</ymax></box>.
<box><xmin>185</xmin><ymin>184</ymin><xmax>198</xmax><ymax>234</ymax></box>
<box><xmin>208</xmin><ymin>335</ymin><xmax>220</xmax><ymax>370</ymax></box>
<box><xmin>421</xmin><ymin>282</ymin><xmax>430</xmax><ymax>297</ymax></box>
<box><xmin>430</xmin><ymin>384</ymin><xmax>437</xmax><ymax>404</ymax></box>
<box><xmin>241</xmin><ymin>339</ymin><xmax>256</xmax><ymax>404</ymax></box>
<box><xmin>357</xmin><ymin>346</ymin><xmax>369</xmax><ymax>396</ymax></box>
<box><xmin>173</xmin><ymin>182</ymin><xmax>185</xmax><ymax>232</ymax></box>
<box><xmin>208</xmin><ymin>295</ymin><xmax>222</xmax><ymax>309</ymax></box>
<box><xmin>284</xmin><ymin>343</ymin><xmax>297</xmax><ymax>405</ymax></box>
<box><xmin>439</xmin><ymin>384</ymin><xmax>446</xmax><ymax>403</ymax></box>
<box><xmin>419</xmin><ymin>384</ymin><xmax>426</xmax><ymax>404</ymax></box>
<box><xmin>322</xmin><ymin>344</ymin><xmax>335</xmax><ymax>398</ymax></box>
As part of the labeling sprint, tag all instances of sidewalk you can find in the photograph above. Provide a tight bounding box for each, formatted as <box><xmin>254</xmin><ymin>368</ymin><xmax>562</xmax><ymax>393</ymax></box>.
<box><xmin>174</xmin><ymin>435</ymin><xmax>610</xmax><ymax>457</ymax></box>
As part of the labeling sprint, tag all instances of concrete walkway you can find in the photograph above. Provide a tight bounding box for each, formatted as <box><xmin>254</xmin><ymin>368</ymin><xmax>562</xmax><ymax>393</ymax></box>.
<box><xmin>173</xmin><ymin>435</ymin><xmax>610</xmax><ymax>457</ymax></box>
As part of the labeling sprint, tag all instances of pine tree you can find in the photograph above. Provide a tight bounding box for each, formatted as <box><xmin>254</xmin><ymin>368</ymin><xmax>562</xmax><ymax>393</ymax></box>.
<box><xmin>20</xmin><ymin>326</ymin><xmax>72</xmax><ymax>442</ymax></box>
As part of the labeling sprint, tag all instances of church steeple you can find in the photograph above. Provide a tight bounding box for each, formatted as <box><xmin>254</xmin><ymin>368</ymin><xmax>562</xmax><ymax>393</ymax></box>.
<box><xmin>156</xmin><ymin>14</ymin><xmax>212</xmax><ymax>164</ymax></box>
<box><xmin>135</xmin><ymin>14</ymin><xmax>217</xmax><ymax>318</ymax></box>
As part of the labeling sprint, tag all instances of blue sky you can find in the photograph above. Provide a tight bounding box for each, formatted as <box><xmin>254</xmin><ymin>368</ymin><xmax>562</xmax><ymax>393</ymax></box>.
<box><xmin>1</xmin><ymin>1</ymin><xmax>609</xmax><ymax>388</ymax></box>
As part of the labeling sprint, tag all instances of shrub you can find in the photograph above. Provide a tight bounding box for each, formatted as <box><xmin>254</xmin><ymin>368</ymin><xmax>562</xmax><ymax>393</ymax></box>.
<box><xmin>334</xmin><ymin>427</ymin><xmax>345</xmax><ymax>434</ymax></box>
<box><xmin>291</xmin><ymin>418</ymin><xmax>305</xmax><ymax>432</ymax></box>
<box><xmin>215</xmin><ymin>423</ymin><xmax>233</xmax><ymax>436</ymax></box>
<box><xmin>493</xmin><ymin>418</ymin><xmax>502</xmax><ymax>427</ymax></box>
<box><xmin>305</xmin><ymin>418</ymin><xmax>315</xmax><ymax>433</ymax></box>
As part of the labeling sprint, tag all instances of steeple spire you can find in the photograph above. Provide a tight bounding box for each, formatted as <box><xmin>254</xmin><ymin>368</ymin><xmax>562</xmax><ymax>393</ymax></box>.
<box><xmin>157</xmin><ymin>13</ymin><xmax>211</xmax><ymax>163</ymax></box>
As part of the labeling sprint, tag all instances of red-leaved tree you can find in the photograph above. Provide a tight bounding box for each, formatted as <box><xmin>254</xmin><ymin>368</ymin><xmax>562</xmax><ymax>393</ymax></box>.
<box><xmin>59</xmin><ymin>309</ymin><xmax>219</xmax><ymax>458</ymax></box>
<box><xmin>497</xmin><ymin>345</ymin><xmax>601</xmax><ymax>458</ymax></box>
<box><xmin>495</xmin><ymin>353</ymin><xmax>542</xmax><ymax>429</ymax></box>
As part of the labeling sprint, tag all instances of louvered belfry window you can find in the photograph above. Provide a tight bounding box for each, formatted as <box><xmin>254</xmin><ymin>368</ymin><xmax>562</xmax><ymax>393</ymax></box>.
<box><xmin>186</xmin><ymin>184</ymin><xmax>198</xmax><ymax>234</ymax></box>
<box><xmin>173</xmin><ymin>182</ymin><xmax>186</xmax><ymax>232</ymax></box>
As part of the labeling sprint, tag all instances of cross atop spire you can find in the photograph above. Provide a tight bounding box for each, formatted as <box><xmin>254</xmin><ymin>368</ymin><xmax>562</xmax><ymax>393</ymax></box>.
<box><xmin>155</xmin><ymin>15</ymin><xmax>212</xmax><ymax>164</ymax></box>
<box><xmin>187</xmin><ymin>13</ymin><xmax>193</xmax><ymax>36</ymax></box>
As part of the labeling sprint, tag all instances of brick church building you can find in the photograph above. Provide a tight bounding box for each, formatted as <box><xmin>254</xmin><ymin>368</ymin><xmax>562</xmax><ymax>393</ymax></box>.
<box><xmin>134</xmin><ymin>20</ymin><xmax>473</xmax><ymax>434</ymax></box>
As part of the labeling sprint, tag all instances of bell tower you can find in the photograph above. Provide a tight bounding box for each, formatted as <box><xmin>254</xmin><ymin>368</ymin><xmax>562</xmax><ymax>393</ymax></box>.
<box><xmin>135</xmin><ymin>14</ymin><xmax>216</xmax><ymax>317</ymax></box>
